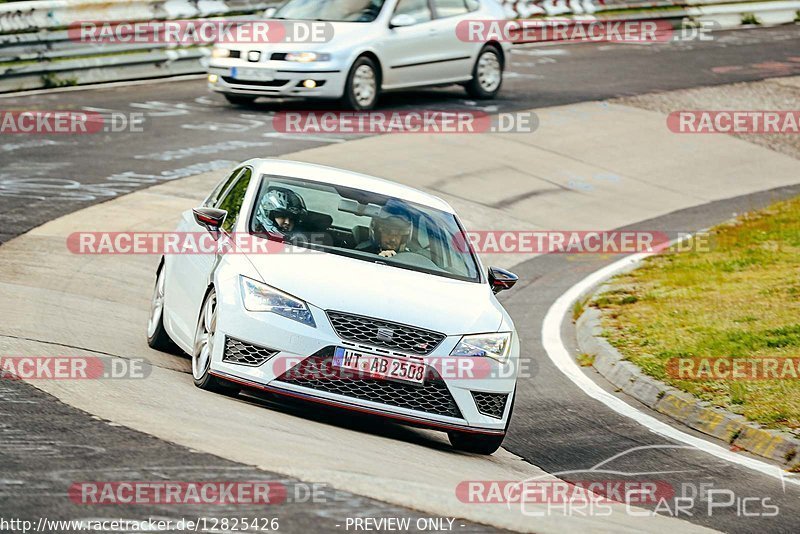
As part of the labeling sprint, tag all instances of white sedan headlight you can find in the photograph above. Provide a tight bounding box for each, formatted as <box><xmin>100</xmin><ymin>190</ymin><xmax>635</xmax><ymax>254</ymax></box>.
<box><xmin>451</xmin><ymin>332</ymin><xmax>512</xmax><ymax>364</ymax></box>
<box><xmin>211</xmin><ymin>47</ymin><xmax>231</xmax><ymax>58</ymax></box>
<box><xmin>285</xmin><ymin>52</ymin><xmax>330</xmax><ymax>62</ymax></box>
<box><xmin>240</xmin><ymin>276</ymin><xmax>316</xmax><ymax>328</ymax></box>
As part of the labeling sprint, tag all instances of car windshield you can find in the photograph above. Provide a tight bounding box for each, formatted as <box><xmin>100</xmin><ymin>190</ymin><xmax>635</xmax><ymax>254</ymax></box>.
<box><xmin>249</xmin><ymin>175</ymin><xmax>481</xmax><ymax>283</ymax></box>
<box><xmin>272</xmin><ymin>0</ymin><xmax>387</xmax><ymax>22</ymax></box>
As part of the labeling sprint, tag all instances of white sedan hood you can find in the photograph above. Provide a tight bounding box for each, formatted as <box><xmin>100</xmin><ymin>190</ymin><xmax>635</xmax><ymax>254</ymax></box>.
<box><xmin>246</xmin><ymin>250</ymin><xmax>503</xmax><ymax>336</ymax></box>
<box><xmin>246</xmin><ymin>21</ymin><xmax>374</xmax><ymax>53</ymax></box>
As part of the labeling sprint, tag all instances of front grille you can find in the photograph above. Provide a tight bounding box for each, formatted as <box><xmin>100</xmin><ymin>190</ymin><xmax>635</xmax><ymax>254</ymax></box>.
<box><xmin>326</xmin><ymin>311</ymin><xmax>445</xmax><ymax>356</ymax></box>
<box><xmin>276</xmin><ymin>351</ymin><xmax>462</xmax><ymax>419</ymax></box>
<box><xmin>472</xmin><ymin>391</ymin><xmax>508</xmax><ymax>419</ymax></box>
<box><xmin>221</xmin><ymin>76</ymin><xmax>289</xmax><ymax>87</ymax></box>
<box><xmin>223</xmin><ymin>337</ymin><xmax>278</xmax><ymax>366</ymax></box>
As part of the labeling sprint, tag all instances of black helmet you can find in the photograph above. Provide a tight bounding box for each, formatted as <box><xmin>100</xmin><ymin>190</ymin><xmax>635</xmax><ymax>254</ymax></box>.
<box><xmin>371</xmin><ymin>201</ymin><xmax>413</xmax><ymax>248</ymax></box>
<box><xmin>256</xmin><ymin>186</ymin><xmax>307</xmax><ymax>236</ymax></box>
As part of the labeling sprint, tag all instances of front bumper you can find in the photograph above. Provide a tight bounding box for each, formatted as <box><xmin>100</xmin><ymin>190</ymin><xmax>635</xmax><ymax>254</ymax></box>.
<box><xmin>211</xmin><ymin>296</ymin><xmax>518</xmax><ymax>433</ymax></box>
<box><xmin>207</xmin><ymin>59</ymin><xmax>347</xmax><ymax>99</ymax></box>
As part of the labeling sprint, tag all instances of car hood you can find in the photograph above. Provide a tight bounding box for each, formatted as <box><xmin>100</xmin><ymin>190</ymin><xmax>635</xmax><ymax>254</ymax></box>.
<box><xmin>258</xmin><ymin>21</ymin><xmax>373</xmax><ymax>52</ymax></box>
<box><xmin>246</xmin><ymin>249</ymin><xmax>503</xmax><ymax>336</ymax></box>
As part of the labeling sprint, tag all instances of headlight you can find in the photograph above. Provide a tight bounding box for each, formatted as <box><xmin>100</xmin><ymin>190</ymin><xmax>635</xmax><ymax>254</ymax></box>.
<box><xmin>240</xmin><ymin>276</ymin><xmax>316</xmax><ymax>328</ymax></box>
<box><xmin>285</xmin><ymin>52</ymin><xmax>330</xmax><ymax>62</ymax></box>
<box><xmin>451</xmin><ymin>332</ymin><xmax>512</xmax><ymax>364</ymax></box>
<box><xmin>211</xmin><ymin>47</ymin><xmax>231</xmax><ymax>58</ymax></box>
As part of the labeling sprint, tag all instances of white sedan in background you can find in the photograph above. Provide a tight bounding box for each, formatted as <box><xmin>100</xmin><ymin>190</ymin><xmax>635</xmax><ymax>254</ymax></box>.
<box><xmin>147</xmin><ymin>159</ymin><xmax>520</xmax><ymax>454</ymax></box>
<box><xmin>207</xmin><ymin>0</ymin><xmax>511</xmax><ymax>109</ymax></box>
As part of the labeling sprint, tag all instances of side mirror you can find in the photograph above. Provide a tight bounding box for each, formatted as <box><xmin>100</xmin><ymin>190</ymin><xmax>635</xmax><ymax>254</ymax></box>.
<box><xmin>263</xmin><ymin>7</ymin><xmax>277</xmax><ymax>17</ymax></box>
<box><xmin>488</xmin><ymin>266</ymin><xmax>518</xmax><ymax>294</ymax></box>
<box><xmin>193</xmin><ymin>207</ymin><xmax>227</xmax><ymax>234</ymax></box>
<box><xmin>389</xmin><ymin>14</ymin><xmax>416</xmax><ymax>28</ymax></box>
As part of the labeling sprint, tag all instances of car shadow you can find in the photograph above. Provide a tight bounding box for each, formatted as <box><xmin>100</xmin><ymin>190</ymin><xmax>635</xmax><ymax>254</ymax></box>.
<box><xmin>230</xmin><ymin>387</ymin><xmax>456</xmax><ymax>452</ymax></box>
<box><xmin>217</xmin><ymin>85</ymin><xmax>510</xmax><ymax>113</ymax></box>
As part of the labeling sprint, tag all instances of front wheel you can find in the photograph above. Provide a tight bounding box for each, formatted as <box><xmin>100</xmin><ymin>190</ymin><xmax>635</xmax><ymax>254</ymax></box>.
<box><xmin>448</xmin><ymin>431</ymin><xmax>505</xmax><ymax>455</ymax></box>
<box><xmin>341</xmin><ymin>56</ymin><xmax>379</xmax><ymax>110</ymax></box>
<box><xmin>465</xmin><ymin>46</ymin><xmax>503</xmax><ymax>100</ymax></box>
<box><xmin>192</xmin><ymin>288</ymin><xmax>239</xmax><ymax>395</ymax></box>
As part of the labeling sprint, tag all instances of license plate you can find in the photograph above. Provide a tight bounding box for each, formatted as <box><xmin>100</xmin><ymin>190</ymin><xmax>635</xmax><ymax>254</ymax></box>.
<box><xmin>231</xmin><ymin>67</ymin><xmax>275</xmax><ymax>81</ymax></box>
<box><xmin>332</xmin><ymin>347</ymin><xmax>426</xmax><ymax>385</ymax></box>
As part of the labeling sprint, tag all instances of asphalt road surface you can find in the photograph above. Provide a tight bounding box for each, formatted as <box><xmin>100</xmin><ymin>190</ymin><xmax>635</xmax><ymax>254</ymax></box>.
<box><xmin>2</xmin><ymin>23</ymin><xmax>800</xmax><ymax>533</ymax></box>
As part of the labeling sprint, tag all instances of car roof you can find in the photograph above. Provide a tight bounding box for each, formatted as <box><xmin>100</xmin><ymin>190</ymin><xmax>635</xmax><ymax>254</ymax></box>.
<box><xmin>246</xmin><ymin>158</ymin><xmax>455</xmax><ymax>214</ymax></box>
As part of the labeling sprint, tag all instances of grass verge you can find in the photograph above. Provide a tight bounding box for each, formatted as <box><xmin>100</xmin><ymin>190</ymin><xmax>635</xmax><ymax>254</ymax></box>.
<box><xmin>595</xmin><ymin>195</ymin><xmax>800</xmax><ymax>434</ymax></box>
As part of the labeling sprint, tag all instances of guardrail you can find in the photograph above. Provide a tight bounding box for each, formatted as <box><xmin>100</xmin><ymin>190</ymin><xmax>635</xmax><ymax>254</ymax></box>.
<box><xmin>0</xmin><ymin>0</ymin><xmax>277</xmax><ymax>92</ymax></box>
<box><xmin>0</xmin><ymin>0</ymin><xmax>797</xmax><ymax>93</ymax></box>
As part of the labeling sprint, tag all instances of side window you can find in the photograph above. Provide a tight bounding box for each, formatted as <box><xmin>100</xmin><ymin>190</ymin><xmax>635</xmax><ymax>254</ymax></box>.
<box><xmin>205</xmin><ymin>167</ymin><xmax>243</xmax><ymax>207</ymax></box>
<box><xmin>394</xmin><ymin>0</ymin><xmax>432</xmax><ymax>23</ymax></box>
<box><xmin>432</xmin><ymin>0</ymin><xmax>468</xmax><ymax>17</ymax></box>
<box><xmin>217</xmin><ymin>168</ymin><xmax>253</xmax><ymax>233</ymax></box>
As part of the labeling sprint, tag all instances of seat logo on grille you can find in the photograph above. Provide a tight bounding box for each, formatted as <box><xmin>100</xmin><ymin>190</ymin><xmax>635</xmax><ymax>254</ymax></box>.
<box><xmin>376</xmin><ymin>327</ymin><xmax>394</xmax><ymax>341</ymax></box>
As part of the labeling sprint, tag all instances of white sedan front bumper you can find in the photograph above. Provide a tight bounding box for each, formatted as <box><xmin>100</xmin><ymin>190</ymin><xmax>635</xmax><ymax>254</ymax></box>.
<box><xmin>209</xmin><ymin>289</ymin><xmax>518</xmax><ymax>435</ymax></box>
<box><xmin>208</xmin><ymin>57</ymin><xmax>348</xmax><ymax>99</ymax></box>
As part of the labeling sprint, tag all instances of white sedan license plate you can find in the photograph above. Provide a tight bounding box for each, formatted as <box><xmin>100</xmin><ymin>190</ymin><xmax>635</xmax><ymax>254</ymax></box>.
<box><xmin>231</xmin><ymin>67</ymin><xmax>275</xmax><ymax>81</ymax></box>
<box><xmin>333</xmin><ymin>347</ymin><xmax>426</xmax><ymax>385</ymax></box>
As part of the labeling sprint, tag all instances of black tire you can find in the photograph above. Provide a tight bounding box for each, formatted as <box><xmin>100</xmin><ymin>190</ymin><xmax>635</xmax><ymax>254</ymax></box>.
<box><xmin>449</xmin><ymin>389</ymin><xmax>515</xmax><ymax>455</ymax></box>
<box><xmin>341</xmin><ymin>56</ymin><xmax>380</xmax><ymax>110</ymax></box>
<box><xmin>146</xmin><ymin>262</ymin><xmax>176</xmax><ymax>351</ymax></box>
<box><xmin>448</xmin><ymin>431</ymin><xmax>505</xmax><ymax>455</ymax></box>
<box><xmin>224</xmin><ymin>94</ymin><xmax>257</xmax><ymax>106</ymax></box>
<box><xmin>192</xmin><ymin>288</ymin><xmax>240</xmax><ymax>395</ymax></box>
<box><xmin>465</xmin><ymin>45</ymin><xmax>503</xmax><ymax>100</ymax></box>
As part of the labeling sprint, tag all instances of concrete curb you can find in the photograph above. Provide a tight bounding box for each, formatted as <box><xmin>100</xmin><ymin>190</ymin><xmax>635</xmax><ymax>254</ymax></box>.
<box><xmin>576</xmin><ymin>285</ymin><xmax>800</xmax><ymax>471</ymax></box>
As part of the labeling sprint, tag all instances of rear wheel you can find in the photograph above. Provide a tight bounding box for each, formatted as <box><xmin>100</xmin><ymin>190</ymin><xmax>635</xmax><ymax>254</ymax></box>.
<box><xmin>341</xmin><ymin>56</ymin><xmax>379</xmax><ymax>110</ymax></box>
<box><xmin>224</xmin><ymin>94</ymin><xmax>257</xmax><ymax>106</ymax></box>
<box><xmin>192</xmin><ymin>288</ymin><xmax>239</xmax><ymax>395</ymax></box>
<box><xmin>465</xmin><ymin>46</ymin><xmax>503</xmax><ymax>100</ymax></box>
<box><xmin>147</xmin><ymin>263</ymin><xmax>175</xmax><ymax>351</ymax></box>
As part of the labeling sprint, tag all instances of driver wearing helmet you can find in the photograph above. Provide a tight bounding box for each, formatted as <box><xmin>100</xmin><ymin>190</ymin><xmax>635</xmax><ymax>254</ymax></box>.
<box><xmin>255</xmin><ymin>186</ymin><xmax>307</xmax><ymax>239</ymax></box>
<box><xmin>356</xmin><ymin>202</ymin><xmax>413</xmax><ymax>258</ymax></box>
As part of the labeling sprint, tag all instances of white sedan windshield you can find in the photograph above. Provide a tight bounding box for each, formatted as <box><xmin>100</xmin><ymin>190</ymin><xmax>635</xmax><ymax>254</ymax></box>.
<box><xmin>250</xmin><ymin>175</ymin><xmax>481</xmax><ymax>282</ymax></box>
<box><xmin>273</xmin><ymin>0</ymin><xmax>388</xmax><ymax>22</ymax></box>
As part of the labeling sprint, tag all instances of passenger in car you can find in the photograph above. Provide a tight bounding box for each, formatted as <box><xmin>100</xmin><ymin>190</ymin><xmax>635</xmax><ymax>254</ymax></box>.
<box><xmin>254</xmin><ymin>186</ymin><xmax>308</xmax><ymax>237</ymax></box>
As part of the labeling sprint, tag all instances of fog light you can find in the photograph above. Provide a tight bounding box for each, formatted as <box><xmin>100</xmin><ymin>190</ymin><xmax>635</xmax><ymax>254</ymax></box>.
<box><xmin>208</xmin><ymin>74</ymin><xmax>218</xmax><ymax>83</ymax></box>
<box><xmin>302</xmin><ymin>79</ymin><xmax>317</xmax><ymax>89</ymax></box>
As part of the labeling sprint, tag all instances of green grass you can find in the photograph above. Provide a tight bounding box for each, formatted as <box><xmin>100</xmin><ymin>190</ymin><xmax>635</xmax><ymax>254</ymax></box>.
<box><xmin>576</xmin><ymin>353</ymin><xmax>595</xmax><ymax>367</ymax></box>
<box><xmin>596</xmin><ymin>196</ymin><xmax>800</xmax><ymax>433</ymax></box>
